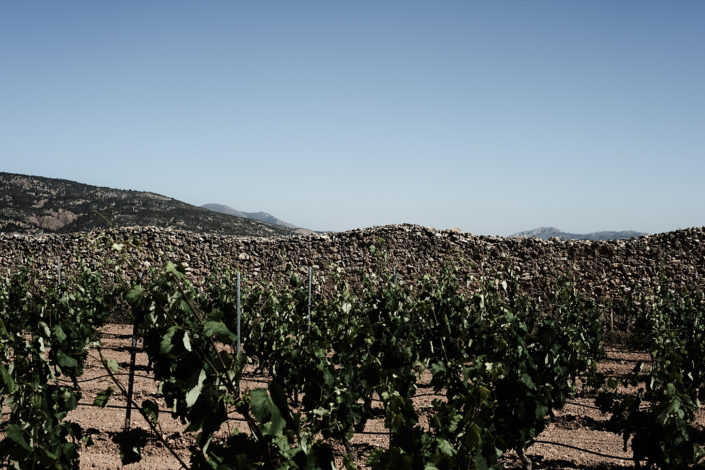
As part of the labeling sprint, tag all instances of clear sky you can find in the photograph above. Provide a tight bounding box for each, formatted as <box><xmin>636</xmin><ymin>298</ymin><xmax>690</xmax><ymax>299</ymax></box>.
<box><xmin>2</xmin><ymin>1</ymin><xmax>703</xmax><ymax>235</ymax></box>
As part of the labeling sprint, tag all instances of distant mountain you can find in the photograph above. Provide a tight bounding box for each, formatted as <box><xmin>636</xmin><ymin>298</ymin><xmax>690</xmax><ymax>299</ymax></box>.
<box><xmin>201</xmin><ymin>203</ymin><xmax>295</xmax><ymax>228</ymax></box>
<box><xmin>511</xmin><ymin>227</ymin><xmax>645</xmax><ymax>241</ymax></box>
<box><xmin>0</xmin><ymin>172</ymin><xmax>297</xmax><ymax>237</ymax></box>
<box><xmin>201</xmin><ymin>203</ymin><xmax>316</xmax><ymax>235</ymax></box>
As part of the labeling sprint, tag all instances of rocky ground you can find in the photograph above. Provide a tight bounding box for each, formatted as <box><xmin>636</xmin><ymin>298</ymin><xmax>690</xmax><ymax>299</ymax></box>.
<box><xmin>3</xmin><ymin>224</ymin><xmax>704</xmax><ymax>317</ymax></box>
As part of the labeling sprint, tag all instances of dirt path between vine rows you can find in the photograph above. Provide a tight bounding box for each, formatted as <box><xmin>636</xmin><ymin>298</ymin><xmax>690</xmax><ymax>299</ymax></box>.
<box><xmin>46</xmin><ymin>324</ymin><xmax>688</xmax><ymax>469</ymax></box>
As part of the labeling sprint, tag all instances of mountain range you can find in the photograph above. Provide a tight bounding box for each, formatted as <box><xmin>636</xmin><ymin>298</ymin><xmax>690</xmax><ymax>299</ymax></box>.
<box><xmin>0</xmin><ymin>172</ymin><xmax>300</xmax><ymax>237</ymax></box>
<box><xmin>200</xmin><ymin>203</ymin><xmax>314</xmax><ymax>235</ymax></box>
<box><xmin>511</xmin><ymin>226</ymin><xmax>645</xmax><ymax>241</ymax></box>
<box><xmin>1</xmin><ymin>172</ymin><xmax>647</xmax><ymax>240</ymax></box>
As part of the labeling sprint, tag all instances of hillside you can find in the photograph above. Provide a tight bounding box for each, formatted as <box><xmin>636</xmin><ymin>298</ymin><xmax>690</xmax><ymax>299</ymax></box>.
<box><xmin>0</xmin><ymin>172</ymin><xmax>297</xmax><ymax>237</ymax></box>
<box><xmin>511</xmin><ymin>226</ymin><xmax>645</xmax><ymax>240</ymax></box>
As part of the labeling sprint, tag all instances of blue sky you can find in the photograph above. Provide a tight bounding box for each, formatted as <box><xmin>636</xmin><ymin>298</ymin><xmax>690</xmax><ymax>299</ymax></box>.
<box><xmin>2</xmin><ymin>1</ymin><xmax>704</xmax><ymax>234</ymax></box>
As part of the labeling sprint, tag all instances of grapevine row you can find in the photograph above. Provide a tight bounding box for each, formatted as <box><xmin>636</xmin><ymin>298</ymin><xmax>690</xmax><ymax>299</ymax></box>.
<box><xmin>1</xmin><ymin>246</ymin><xmax>703</xmax><ymax>468</ymax></box>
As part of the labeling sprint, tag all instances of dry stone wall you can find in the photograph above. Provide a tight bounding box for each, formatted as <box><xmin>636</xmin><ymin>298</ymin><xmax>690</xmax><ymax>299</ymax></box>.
<box><xmin>1</xmin><ymin>224</ymin><xmax>704</xmax><ymax>306</ymax></box>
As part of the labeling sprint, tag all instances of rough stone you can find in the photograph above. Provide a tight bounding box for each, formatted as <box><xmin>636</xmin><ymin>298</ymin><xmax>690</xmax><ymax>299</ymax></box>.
<box><xmin>0</xmin><ymin>224</ymin><xmax>703</xmax><ymax>307</ymax></box>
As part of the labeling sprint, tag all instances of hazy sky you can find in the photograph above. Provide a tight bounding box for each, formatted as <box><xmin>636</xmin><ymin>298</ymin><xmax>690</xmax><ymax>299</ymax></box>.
<box><xmin>2</xmin><ymin>2</ymin><xmax>704</xmax><ymax>235</ymax></box>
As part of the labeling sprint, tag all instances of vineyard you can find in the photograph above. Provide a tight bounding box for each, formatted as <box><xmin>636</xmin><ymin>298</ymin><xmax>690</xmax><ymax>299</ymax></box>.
<box><xmin>2</xmin><ymin>237</ymin><xmax>705</xmax><ymax>469</ymax></box>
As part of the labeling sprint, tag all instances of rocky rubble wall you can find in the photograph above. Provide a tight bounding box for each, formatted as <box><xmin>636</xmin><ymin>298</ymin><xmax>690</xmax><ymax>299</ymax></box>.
<box><xmin>1</xmin><ymin>224</ymin><xmax>704</xmax><ymax>306</ymax></box>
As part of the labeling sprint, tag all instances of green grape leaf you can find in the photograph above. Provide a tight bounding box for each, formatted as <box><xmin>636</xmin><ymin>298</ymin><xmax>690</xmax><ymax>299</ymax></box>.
<box><xmin>126</xmin><ymin>285</ymin><xmax>144</xmax><ymax>304</ymax></box>
<box><xmin>52</xmin><ymin>325</ymin><xmax>67</xmax><ymax>342</ymax></box>
<box><xmin>165</xmin><ymin>262</ymin><xmax>184</xmax><ymax>279</ymax></box>
<box><xmin>0</xmin><ymin>364</ymin><xmax>16</xmax><ymax>393</ymax></box>
<box><xmin>203</xmin><ymin>320</ymin><xmax>237</xmax><ymax>343</ymax></box>
<box><xmin>106</xmin><ymin>359</ymin><xmax>119</xmax><ymax>373</ymax></box>
<box><xmin>160</xmin><ymin>326</ymin><xmax>179</xmax><ymax>355</ymax></box>
<box><xmin>185</xmin><ymin>369</ymin><xmax>207</xmax><ymax>408</ymax></box>
<box><xmin>6</xmin><ymin>424</ymin><xmax>32</xmax><ymax>452</ymax></box>
<box><xmin>94</xmin><ymin>387</ymin><xmax>114</xmax><ymax>408</ymax></box>
<box><xmin>250</xmin><ymin>388</ymin><xmax>286</xmax><ymax>436</ymax></box>
<box><xmin>437</xmin><ymin>438</ymin><xmax>456</xmax><ymax>457</ymax></box>
<box><xmin>57</xmin><ymin>350</ymin><xmax>78</xmax><ymax>370</ymax></box>
<box><xmin>142</xmin><ymin>399</ymin><xmax>159</xmax><ymax>424</ymax></box>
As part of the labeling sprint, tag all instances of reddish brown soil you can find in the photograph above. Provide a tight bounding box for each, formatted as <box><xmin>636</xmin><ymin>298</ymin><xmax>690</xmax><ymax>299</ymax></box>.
<box><xmin>38</xmin><ymin>326</ymin><xmax>669</xmax><ymax>469</ymax></box>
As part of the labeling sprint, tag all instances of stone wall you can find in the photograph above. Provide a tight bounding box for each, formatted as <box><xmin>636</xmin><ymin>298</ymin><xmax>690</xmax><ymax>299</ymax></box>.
<box><xmin>1</xmin><ymin>224</ymin><xmax>704</xmax><ymax>306</ymax></box>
